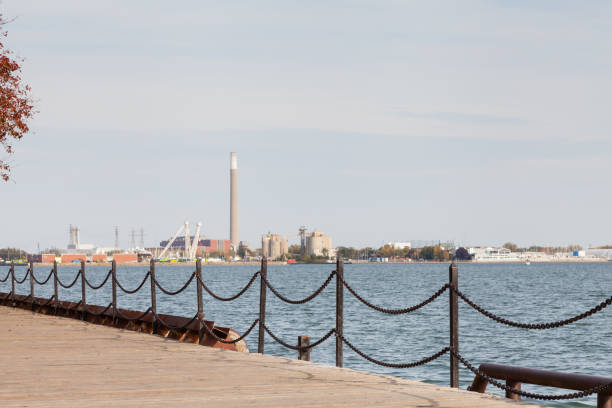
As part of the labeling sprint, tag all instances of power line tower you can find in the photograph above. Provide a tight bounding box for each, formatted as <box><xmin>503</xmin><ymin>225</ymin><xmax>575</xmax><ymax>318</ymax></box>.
<box><xmin>139</xmin><ymin>228</ymin><xmax>145</xmax><ymax>248</ymax></box>
<box><xmin>129</xmin><ymin>229</ymin><xmax>136</xmax><ymax>250</ymax></box>
<box><xmin>114</xmin><ymin>226</ymin><xmax>120</xmax><ymax>249</ymax></box>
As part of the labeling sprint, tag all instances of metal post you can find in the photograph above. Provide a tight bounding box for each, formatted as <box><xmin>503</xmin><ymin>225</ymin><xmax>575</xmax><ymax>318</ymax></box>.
<box><xmin>10</xmin><ymin>261</ymin><xmax>15</xmax><ymax>306</ymax></box>
<box><xmin>598</xmin><ymin>393</ymin><xmax>612</xmax><ymax>408</ymax></box>
<box><xmin>111</xmin><ymin>260</ymin><xmax>117</xmax><ymax>326</ymax></box>
<box><xmin>258</xmin><ymin>257</ymin><xmax>267</xmax><ymax>354</ymax></box>
<box><xmin>53</xmin><ymin>260</ymin><xmax>59</xmax><ymax>314</ymax></box>
<box><xmin>80</xmin><ymin>260</ymin><xmax>87</xmax><ymax>321</ymax></box>
<box><xmin>505</xmin><ymin>380</ymin><xmax>521</xmax><ymax>400</ymax></box>
<box><xmin>298</xmin><ymin>336</ymin><xmax>311</xmax><ymax>361</ymax></box>
<box><xmin>150</xmin><ymin>259</ymin><xmax>158</xmax><ymax>334</ymax></box>
<box><xmin>336</xmin><ymin>258</ymin><xmax>344</xmax><ymax>368</ymax></box>
<box><xmin>449</xmin><ymin>261</ymin><xmax>459</xmax><ymax>388</ymax></box>
<box><xmin>29</xmin><ymin>261</ymin><xmax>34</xmax><ymax>310</ymax></box>
<box><xmin>196</xmin><ymin>258</ymin><xmax>204</xmax><ymax>344</ymax></box>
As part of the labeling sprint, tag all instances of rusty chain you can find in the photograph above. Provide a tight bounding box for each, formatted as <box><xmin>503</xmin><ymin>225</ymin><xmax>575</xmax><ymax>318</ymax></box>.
<box><xmin>262</xmin><ymin>270</ymin><xmax>335</xmax><ymax>305</ymax></box>
<box><xmin>197</xmin><ymin>271</ymin><xmax>259</xmax><ymax>301</ymax></box>
<box><xmin>83</xmin><ymin>302</ymin><xmax>114</xmax><ymax>316</ymax></box>
<box><xmin>453</xmin><ymin>350</ymin><xmax>612</xmax><ymax>400</ymax></box>
<box><xmin>115</xmin><ymin>307</ymin><xmax>152</xmax><ymax>321</ymax></box>
<box><xmin>199</xmin><ymin>317</ymin><xmax>260</xmax><ymax>344</ymax></box>
<box><xmin>154</xmin><ymin>272</ymin><xmax>195</xmax><ymax>296</ymax></box>
<box><xmin>151</xmin><ymin>309</ymin><xmax>200</xmax><ymax>331</ymax></box>
<box><xmin>66</xmin><ymin>300</ymin><xmax>82</xmax><ymax>311</ymax></box>
<box><xmin>56</xmin><ymin>270</ymin><xmax>82</xmax><ymax>289</ymax></box>
<box><xmin>263</xmin><ymin>324</ymin><xmax>336</xmax><ymax>351</ymax></box>
<box><xmin>115</xmin><ymin>271</ymin><xmax>151</xmax><ymax>294</ymax></box>
<box><xmin>452</xmin><ymin>286</ymin><xmax>612</xmax><ymax>329</ymax></box>
<box><xmin>342</xmin><ymin>277</ymin><xmax>449</xmax><ymax>314</ymax></box>
<box><xmin>84</xmin><ymin>270</ymin><xmax>112</xmax><ymax>290</ymax></box>
<box><xmin>32</xmin><ymin>294</ymin><xmax>56</xmax><ymax>307</ymax></box>
<box><xmin>339</xmin><ymin>333</ymin><xmax>451</xmax><ymax>368</ymax></box>
<box><xmin>31</xmin><ymin>270</ymin><xmax>54</xmax><ymax>285</ymax></box>
<box><xmin>13</xmin><ymin>269</ymin><xmax>31</xmax><ymax>284</ymax></box>
<box><xmin>0</xmin><ymin>270</ymin><xmax>10</xmax><ymax>282</ymax></box>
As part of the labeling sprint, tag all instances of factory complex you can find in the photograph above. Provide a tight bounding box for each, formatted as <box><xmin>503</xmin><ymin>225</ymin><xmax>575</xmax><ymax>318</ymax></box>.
<box><xmin>23</xmin><ymin>153</ymin><xmax>336</xmax><ymax>264</ymax></box>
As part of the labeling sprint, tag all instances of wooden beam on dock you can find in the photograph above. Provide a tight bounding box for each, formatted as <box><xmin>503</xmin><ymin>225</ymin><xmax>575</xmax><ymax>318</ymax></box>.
<box><xmin>0</xmin><ymin>306</ymin><xmax>542</xmax><ymax>407</ymax></box>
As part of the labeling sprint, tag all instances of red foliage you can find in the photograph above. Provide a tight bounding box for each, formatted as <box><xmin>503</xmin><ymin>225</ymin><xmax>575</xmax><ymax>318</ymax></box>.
<box><xmin>0</xmin><ymin>14</ymin><xmax>34</xmax><ymax>181</ymax></box>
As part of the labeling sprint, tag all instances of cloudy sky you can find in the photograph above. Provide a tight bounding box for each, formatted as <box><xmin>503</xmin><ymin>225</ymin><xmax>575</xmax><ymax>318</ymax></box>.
<box><xmin>1</xmin><ymin>1</ymin><xmax>611</xmax><ymax>251</ymax></box>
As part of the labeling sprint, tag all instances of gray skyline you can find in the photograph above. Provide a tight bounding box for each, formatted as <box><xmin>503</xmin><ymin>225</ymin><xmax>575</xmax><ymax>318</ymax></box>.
<box><xmin>1</xmin><ymin>1</ymin><xmax>611</xmax><ymax>251</ymax></box>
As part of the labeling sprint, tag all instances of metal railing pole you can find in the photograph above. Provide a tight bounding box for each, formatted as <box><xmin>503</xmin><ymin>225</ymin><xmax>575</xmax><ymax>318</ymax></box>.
<box><xmin>29</xmin><ymin>261</ymin><xmax>34</xmax><ymax>310</ymax></box>
<box><xmin>196</xmin><ymin>258</ymin><xmax>204</xmax><ymax>344</ymax></box>
<box><xmin>10</xmin><ymin>261</ymin><xmax>15</xmax><ymax>305</ymax></box>
<box><xmin>258</xmin><ymin>257</ymin><xmax>267</xmax><ymax>354</ymax></box>
<box><xmin>111</xmin><ymin>260</ymin><xmax>117</xmax><ymax>326</ymax></box>
<box><xmin>449</xmin><ymin>261</ymin><xmax>459</xmax><ymax>387</ymax></box>
<box><xmin>298</xmin><ymin>336</ymin><xmax>311</xmax><ymax>361</ymax></box>
<box><xmin>336</xmin><ymin>258</ymin><xmax>344</xmax><ymax>368</ymax></box>
<box><xmin>150</xmin><ymin>259</ymin><xmax>158</xmax><ymax>334</ymax></box>
<box><xmin>80</xmin><ymin>260</ymin><xmax>87</xmax><ymax>320</ymax></box>
<box><xmin>53</xmin><ymin>260</ymin><xmax>59</xmax><ymax>314</ymax></box>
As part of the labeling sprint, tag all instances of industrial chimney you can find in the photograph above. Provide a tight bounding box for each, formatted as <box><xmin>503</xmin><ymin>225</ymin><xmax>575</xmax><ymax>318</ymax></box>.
<box><xmin>230</xmin><ymin>152</ymin><xmax>238</xmax><ymax>249</ymax></box>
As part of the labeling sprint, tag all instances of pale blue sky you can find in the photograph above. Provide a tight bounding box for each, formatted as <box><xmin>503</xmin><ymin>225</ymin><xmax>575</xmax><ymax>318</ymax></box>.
<box><xmin>1</xmin><ymin>1</ymin><xmax>611</xmax><ymax>251</ymax></box>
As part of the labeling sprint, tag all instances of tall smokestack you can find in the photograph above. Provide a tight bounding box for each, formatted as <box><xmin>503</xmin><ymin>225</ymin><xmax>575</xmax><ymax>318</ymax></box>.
<box><xmin>230</xmin><ymin>152</ymin><xmax>238</xmax><ymax>249</ymax></box>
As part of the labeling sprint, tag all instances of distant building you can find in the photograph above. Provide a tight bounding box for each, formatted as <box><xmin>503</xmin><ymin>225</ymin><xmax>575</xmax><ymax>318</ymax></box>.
<box><xmin>468</xmin><ymin>247</ymin><xmax>519</xmax><ymax>262</ymax></box>
<box><xmin>262</xmin><ymin>234</ymin><xmax>288</xmax><ymax>260</ymax></box>
<box><xmin>67</xmin><ymin>224</ymin><xmax>95</xmax><ymax>251</ymax></box>
<box><xmin>306</xmin><ymin>231</ymin><xmax>332</xmax><ymax>257</ymax></box>
<box><xmin>386</xmin><ymin>242</ymin><xmax>411</xmax><ymax>250</ymax></box>
<box><xmin>159</xmin><ymin>237</ymin><xmax>231</xmax><ymax>254</ymax></box>
<box><xmin>586</xmin><ymin>249</ymin><xmax>612</xmax><ymax>260</ymax></box>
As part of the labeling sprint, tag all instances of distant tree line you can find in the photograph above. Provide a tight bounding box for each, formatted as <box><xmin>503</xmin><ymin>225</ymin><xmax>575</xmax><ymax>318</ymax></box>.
<box><xmin>335</xmin><ymin>245</ymin><xmax>464</xmax><ymax>262</ymax></box>
<box><xmin>0</xmin><ymin>247</ymin><xmax>28</xmax><ymax>261</ymax></box>
<box><xmin>503</xmin><ymin>242</ymin><xmax>583</xmax><ymax>253</ymax></box>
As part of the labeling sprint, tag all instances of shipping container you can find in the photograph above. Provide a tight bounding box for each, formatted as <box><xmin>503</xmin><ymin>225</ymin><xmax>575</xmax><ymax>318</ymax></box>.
<box><xmin>61</xmin><ymin>254</ymin><xmax>87</xmax><ymax>264</ymax></box>
<box><xmin>92</xmin><ymin>254</ymin><xmax>107</xmax><ymax>263</ymax></box>
<box><xmin>113</xmin><ymin>253</ymin><xmax>138</xmax><ymax>263</ymax></box>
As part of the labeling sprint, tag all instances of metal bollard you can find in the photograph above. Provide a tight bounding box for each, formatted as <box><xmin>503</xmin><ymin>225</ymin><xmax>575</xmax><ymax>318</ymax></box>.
<box><xmin>10</xmin><ymin>261</ymin><xmax>15</xmax><ymax>306</ymax></box>
<box><xmin>336</xmin><ymin>258</ymin><xmax>344</xmax><ymax>368</ymax></box>
<box><xmin>53</xmin><ymin>260</ymin><xmax>59</xmax><ymax>314</ymax></box>
<box><xmin>449</xmin><ymin>261</ymin><xmax>459</xmax><ymax>387</ymax></box>
<box><xmin>196</xmin><ymin>258</ymin><xmax>204</xmax><ymax>344</ymax></box>
<box><xmin>111</xmin><ymin>260</ymin><xmax>117</xmax><ymax>326</ymax></box>
<box><xmin>29</xmin><ymin>261</ymin><xmax>34</xmax><ymax>310</ymax></box>
<box><xmin>150</xmin><ymin>259</ymin><xmax>158</xmax><ymax>334</ymax></box>
<box><xmin>298</xmin><ymin>336</ymin><xmax>311</xmax><ymax>361</ymax></box>
<box><xmin>258</xmin><ymin>257</ymin><xmax>267</xmax><ymax>354</ymax></box>
<box><xmin>80</xmin><ymin>260</ymin><xmax>87</xmax><ymax>321</ymax></box>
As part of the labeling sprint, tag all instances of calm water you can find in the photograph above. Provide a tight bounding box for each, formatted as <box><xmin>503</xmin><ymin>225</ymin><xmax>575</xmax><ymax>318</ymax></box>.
<box><xmin>2</xmin><ymin>262</ymin><xmax>611</xmax><ymax>407</ymax></box>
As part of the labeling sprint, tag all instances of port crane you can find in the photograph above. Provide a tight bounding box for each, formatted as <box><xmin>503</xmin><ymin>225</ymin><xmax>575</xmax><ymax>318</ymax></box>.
<box><xmin>158</xmin><ymin>221</ymin><xmax>203</xmax><ymax>259</ymax></box>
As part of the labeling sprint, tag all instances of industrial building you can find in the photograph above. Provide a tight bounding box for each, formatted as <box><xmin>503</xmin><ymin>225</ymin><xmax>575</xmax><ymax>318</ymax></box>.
<box><xmin>262</xmin><ymin>234</ymin><xmax>289</xmax><ymax>260</ymax></box>
<box><xmin>306</xmin><ymin>231</ymin><xmax>333</xmax><ymax>257</ymax></box>
<box><xmin>158</xmin><ymin>236</ymin><xmax>231</xmax><ymax>256</ymax></box>
<box><xmin>67</xmin><ymin>225</ymin><xmax>94</xmax><ymax>251</ymax></box>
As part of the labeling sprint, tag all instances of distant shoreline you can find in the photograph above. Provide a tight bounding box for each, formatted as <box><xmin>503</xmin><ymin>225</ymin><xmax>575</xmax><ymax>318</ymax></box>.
<box><xmin>16</xmin><ymin>258</ymin><xmax>609</xmax><ymax>267</ymax></box>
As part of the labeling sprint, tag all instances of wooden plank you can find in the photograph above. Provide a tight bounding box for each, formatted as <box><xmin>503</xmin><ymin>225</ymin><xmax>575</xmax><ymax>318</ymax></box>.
<box><xmin>0</xmin><ymin>306</ymin><xmax>542</xmax><ymax>407</ymax></box>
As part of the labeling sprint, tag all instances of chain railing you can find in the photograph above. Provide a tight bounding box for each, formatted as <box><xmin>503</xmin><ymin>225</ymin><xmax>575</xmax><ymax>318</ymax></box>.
<box><xmin>1</xmin><ymin>257</ymin><xmax>611</xmax><ymax>405</ymax></box>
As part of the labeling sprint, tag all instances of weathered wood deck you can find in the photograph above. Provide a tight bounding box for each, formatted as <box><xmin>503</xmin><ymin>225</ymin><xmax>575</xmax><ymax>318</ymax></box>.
<box><xmin>0</xmin><ymin>306</ymin><xmax>540</xmax><ymax>407</ymax></box>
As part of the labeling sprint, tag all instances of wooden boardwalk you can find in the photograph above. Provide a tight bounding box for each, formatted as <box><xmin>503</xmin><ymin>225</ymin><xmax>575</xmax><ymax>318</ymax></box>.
<box><xmin>0</xmin><ymin>306</ymin><xmax>540</xmax><ymax>407</ymax></box>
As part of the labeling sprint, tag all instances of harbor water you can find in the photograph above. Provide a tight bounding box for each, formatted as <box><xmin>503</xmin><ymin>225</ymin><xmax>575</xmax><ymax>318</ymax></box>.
<box><xmin>2</xmin><ymin>262</ymin><xmax>611</xmax><ymax>407</ymax></box>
